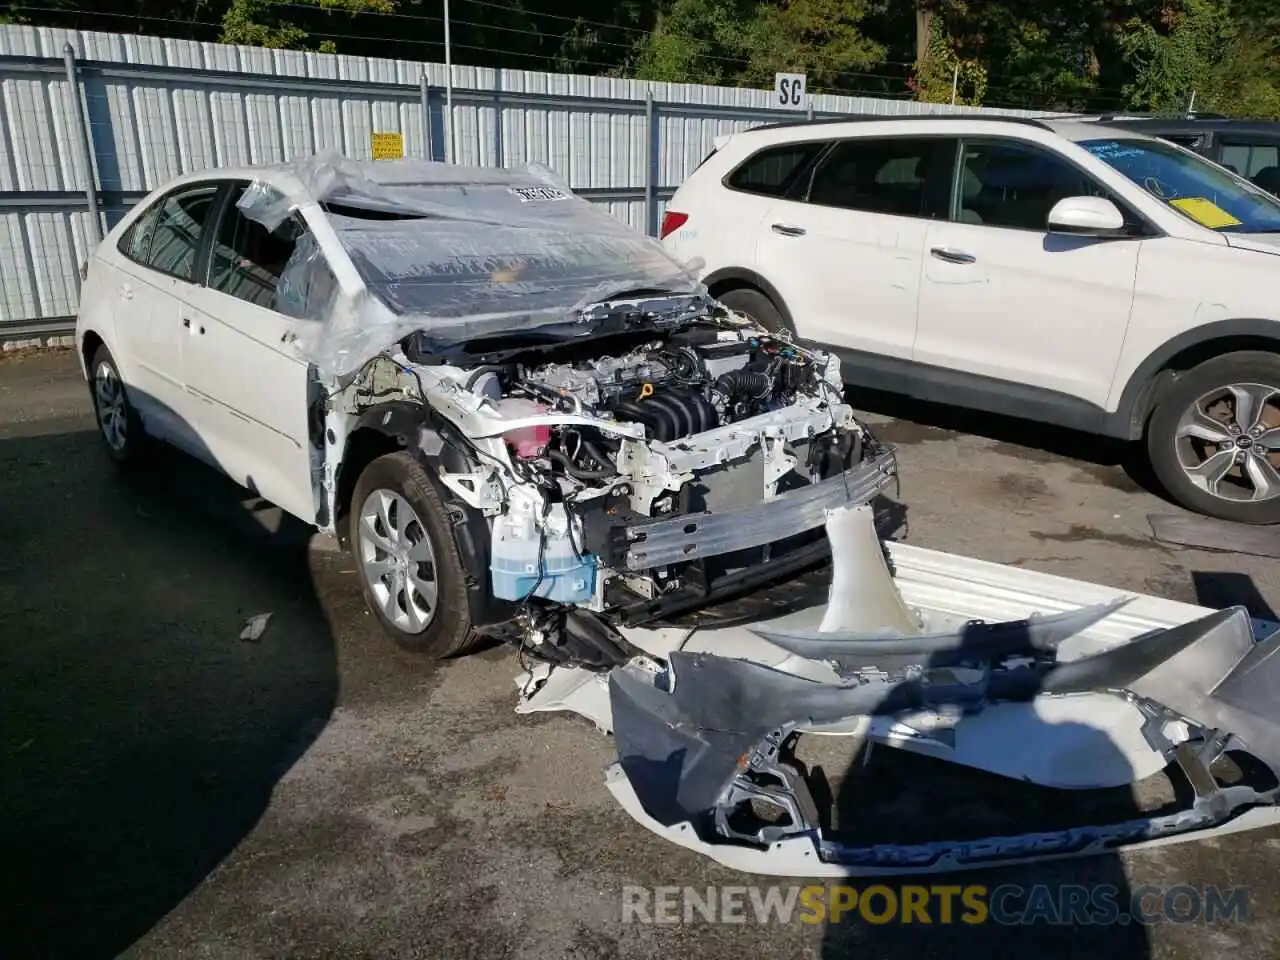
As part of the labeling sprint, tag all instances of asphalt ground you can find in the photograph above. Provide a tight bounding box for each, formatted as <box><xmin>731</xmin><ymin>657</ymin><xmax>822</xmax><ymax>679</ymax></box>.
<box><xmin>2</xmin><ymin>349</ymin><xmax>1278</xmax><ymax>959</ymax></box>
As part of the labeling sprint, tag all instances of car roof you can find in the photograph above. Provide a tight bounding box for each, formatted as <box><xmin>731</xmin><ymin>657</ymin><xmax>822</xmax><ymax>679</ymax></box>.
<box><xmin>125</xmin><ymin>151</ymin><xmax>706</xmax><ymax>378</ymax></box>
<box><xmin>1095</xmin><ymin>117</ymin><xmax>1280</xmax><ymax>138</ymax></box>
<box><xmin>729</xmin><ymin>114</ymin><xmax>1157</xmax><ymax>146</ymax></box>
<box><xmin>146</xmin><ymin>157</ymin><xmax>564</xmax><ymax>209</ymax></box>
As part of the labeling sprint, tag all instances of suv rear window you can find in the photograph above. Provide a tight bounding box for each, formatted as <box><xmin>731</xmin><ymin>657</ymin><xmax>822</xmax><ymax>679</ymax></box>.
<box><xmin>726</xmin><ymin>142</ymin><xmax>827</xmax><ymax>198</ymax></box>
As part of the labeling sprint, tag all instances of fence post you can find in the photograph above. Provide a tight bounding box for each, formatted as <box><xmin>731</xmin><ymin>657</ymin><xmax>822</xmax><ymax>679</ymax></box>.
<box><xmin>644</xmin><ymin>89</ymin><xmax>656</xmax><ymax>236</ymax></box>
<box><xmin>493</xmin><ymin>72</ymin><xmax>503</xmax><ymax>168</ymax></box>
<box><xmin>420</xmin><ymin>74</ymin><xmax>431</xmax><ymax>160</ymax></box>
<box><xmin>62</xmin><ymin>42</ymin><xmax>101</xmax><ymax>247</ymax></box>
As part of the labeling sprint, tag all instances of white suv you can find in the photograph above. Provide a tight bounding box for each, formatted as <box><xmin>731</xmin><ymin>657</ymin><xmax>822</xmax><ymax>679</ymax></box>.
<box><xmin>663</xmin><ymin>116</ymin><xmax>1280</xmax><ymax>524</ymax></box>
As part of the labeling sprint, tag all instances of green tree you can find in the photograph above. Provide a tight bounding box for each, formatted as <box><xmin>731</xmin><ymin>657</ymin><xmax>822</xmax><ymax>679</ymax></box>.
<box><xmin>220</xmin><ymin>0</ymin><xmax>397</xmax><ymax>52</ymax></box>
<box><xmin>631</xmin><ymin>0</ymin><xmax>756</xmax><ymax>85</ymax></box>
<box><xmin>633</xmin><ymin>0</ymin><xmax>885</xmax><ymax>94</ymax></box>
<box><xmin>1117</xmin><ymin>0</ymin><xmax>1280</xmax><ymax>117</ymax></box>
<box><xmin>741</xmin><ymin>0</ymin><xmax>886</xmax><ymax>91</ymax></box>
<box><xmin>908</xmin><ymin>3</ymin><xmax>986</xmax><ymax>105</ymax></box>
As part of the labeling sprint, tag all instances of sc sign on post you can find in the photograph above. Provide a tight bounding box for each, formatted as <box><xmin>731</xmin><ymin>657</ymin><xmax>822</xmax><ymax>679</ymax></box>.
<box><xmin>775</xmin><ymin>72</ymin><xmax>807</xmax><ymax>110</ymax></box>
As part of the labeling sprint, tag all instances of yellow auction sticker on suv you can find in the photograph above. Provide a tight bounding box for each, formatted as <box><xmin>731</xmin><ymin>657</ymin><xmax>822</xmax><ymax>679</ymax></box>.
<box><xmin>1169</xmin><ymin>196</ymin><xmax>1243</xmax><ymax>229</ymax></box>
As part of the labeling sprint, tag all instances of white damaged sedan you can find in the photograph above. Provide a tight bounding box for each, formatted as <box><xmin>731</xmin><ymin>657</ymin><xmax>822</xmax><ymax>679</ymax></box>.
<box><xmin>75</xmin><ymin>150</ymin><xmax>897</xmax><ymax>659</ymax></box>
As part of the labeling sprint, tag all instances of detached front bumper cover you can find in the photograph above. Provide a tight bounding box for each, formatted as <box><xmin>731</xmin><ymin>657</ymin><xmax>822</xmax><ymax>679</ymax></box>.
<box><xmin>605</xmin><ymin>503</ymin><xmax>1280</xmax><ymax>877</ymax></box>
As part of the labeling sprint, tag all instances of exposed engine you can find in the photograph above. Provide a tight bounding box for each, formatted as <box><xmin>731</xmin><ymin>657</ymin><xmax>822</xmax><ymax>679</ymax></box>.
<box><xmin>516</xmin><ymin>327</ymin><xmax>823</xmax><ymax>442</ymax></box>
<box><xmin>339</xmin><ymin>305</ymin><xmax>893</xmax><ymax>661</ymax></box>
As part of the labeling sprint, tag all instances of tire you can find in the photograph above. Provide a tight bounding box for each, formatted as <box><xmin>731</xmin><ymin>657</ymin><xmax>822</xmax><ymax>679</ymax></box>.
<box><xmin>348</xmin><ymin>451</ymin><xmax>485</xmax><ymax>657</ymax></box>
<box><xmin>717</xmin><ymin>287</ymin><xmax>793</xmax><ymax>335</ymax></box>
<box><xmin>1146</xmin><ymin>350</ymin><xmax>1280</xmax><ymax>524</ymax></box>
<box><xmin>87</xmin><ymin>344</ymin><xmax>148</xmax><ymax>466</ymax></box>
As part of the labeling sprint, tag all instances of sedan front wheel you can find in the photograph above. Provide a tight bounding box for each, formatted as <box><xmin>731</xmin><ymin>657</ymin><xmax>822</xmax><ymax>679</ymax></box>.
<box><xmin>348</xmin><ymin>452</ymin><xmax>485</xmax><ymax>657</ymax></box>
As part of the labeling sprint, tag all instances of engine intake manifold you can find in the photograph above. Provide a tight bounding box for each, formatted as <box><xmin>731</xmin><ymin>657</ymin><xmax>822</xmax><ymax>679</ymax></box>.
<box><xmin>610</xmin><ymin>389</ymin><xmax>719</xmax><ymax>442</ymax></box>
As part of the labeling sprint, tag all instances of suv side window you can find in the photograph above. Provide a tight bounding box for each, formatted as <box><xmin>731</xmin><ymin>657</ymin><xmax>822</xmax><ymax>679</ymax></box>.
<box><xmin>123</xmin><ymin>184</ymin><xmax>221</xmax><ymax>281</ymax></box>
<box><xmin>958</xmin><ymin>140</ymin><xmax>1105</xmax><ymax>231</ymax></box>
<box><xmin>725</xmin><ymin>141</ymin><xmax>828</xmax><ymax>198</ymax></box>
<box><xmin>209</xmin><ymin>184</ymin><xmax>307</xmax><ymax>311</ymax></box>
<box><xmin>805</xmin><ymin>137</ymin><xmax>955</xmax><ymax>218</ymax></box>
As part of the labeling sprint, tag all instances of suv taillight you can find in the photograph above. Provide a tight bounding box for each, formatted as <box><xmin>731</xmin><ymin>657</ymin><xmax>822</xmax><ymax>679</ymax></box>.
<box><xmin>660</xmin><ymin>210</ymin><xmax>688</xmax><ymax>239</ymax></box>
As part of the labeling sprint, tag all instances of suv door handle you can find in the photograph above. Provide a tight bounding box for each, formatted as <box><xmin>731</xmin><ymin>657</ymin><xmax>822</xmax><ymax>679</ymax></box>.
<box><xmin>118</xmin><ymin>283</ymin><xmax>133</xmax><ymax>300</ymax></box>
<box><xmin>930</xmin><ymin>247</ymin><xmax>976</xmax><ymax>264</ymax></box>
<box><xmin>771</xmin><ymin>223</ymin><xmax>806</xmax><ymax>237</ymax></box>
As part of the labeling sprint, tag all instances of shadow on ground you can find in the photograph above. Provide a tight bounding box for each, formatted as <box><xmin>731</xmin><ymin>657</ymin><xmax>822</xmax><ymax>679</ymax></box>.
<box><xmin>817</xmin><ymin>741</ymin><xmax>1152</xmax><ymax>957</ymax></box>
<box><xmin>1193</xmin><ymin>570</ymin><xmax>1279</xmax><ymax>621</ymax></box>
<box><xmin>849</xmin><ymin>385</ymin><xmax>1167</xmax><ymax>501</ymax></box>
<box><xmin>0</xmin><ymin>427</ymin><xmax>338</xmax><ymax>959</ymax></box>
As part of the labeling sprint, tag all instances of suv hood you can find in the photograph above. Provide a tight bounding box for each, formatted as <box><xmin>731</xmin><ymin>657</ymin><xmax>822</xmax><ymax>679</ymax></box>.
<box><xmin>1224</xmin><ymin>233</ymin><xmax>1280</xmax><ymax>255</ymax></box>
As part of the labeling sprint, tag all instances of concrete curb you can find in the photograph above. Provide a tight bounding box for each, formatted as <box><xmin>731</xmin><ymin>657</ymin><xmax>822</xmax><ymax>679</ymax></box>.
<box><xmin>2</xmin><ymin>335</ymin><xmax>76</xmax><ymax>353</ymax></box>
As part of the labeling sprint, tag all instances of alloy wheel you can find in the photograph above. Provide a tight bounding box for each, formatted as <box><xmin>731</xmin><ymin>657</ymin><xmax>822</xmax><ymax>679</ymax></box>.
<box><xmin>93</xmin><ymin>361</ymin><xmax>128</xmax><ymax>454</ymax></box>
<box><xmin>1174</xmin><ymin>381</ymin><xmax>1280</xmax><ymax>503</ymax></box>
<box><xmin>355</xmin><ymin>488</ymin><xmax>439</xmax><ymax>633</ymax></box>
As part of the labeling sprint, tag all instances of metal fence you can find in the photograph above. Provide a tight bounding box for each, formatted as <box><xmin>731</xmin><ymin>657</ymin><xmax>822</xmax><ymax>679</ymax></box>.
<box><xmin>0</xmin><ymin>25</ymin><xmax>1051</xmax><ymax>333</ymax></box>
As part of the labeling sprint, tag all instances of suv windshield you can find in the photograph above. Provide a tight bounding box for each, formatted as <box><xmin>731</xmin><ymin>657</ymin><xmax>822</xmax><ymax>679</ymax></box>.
<box><xmin>1080</xmin><ymin>137</ymin><xmax>1280</xmax><ymax>233</ymax></box>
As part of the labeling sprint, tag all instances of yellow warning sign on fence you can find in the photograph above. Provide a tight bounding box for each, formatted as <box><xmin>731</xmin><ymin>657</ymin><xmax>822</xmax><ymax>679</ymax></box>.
<box><xmin>371</xmin><ymin>132</ymin><xmax>404</xmax><ymax>160</ymax></box>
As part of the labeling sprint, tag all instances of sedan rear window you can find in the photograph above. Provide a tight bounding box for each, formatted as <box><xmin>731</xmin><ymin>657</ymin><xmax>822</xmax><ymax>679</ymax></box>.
<box><xmin>142</xmin><ymin>186</ymin><xmax>220</xmax><ymax>281</ymax></box>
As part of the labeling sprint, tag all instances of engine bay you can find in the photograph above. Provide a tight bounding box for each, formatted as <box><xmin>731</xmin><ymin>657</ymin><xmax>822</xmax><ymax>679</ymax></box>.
<box><xmin>480</xmin><ymin>324</ymin><xmax>839</xmax><ymax>477</ymax></box>
<box><xmin>335</xmin><ymin>302</ymin><xmax>897</xmax><ymax>666</ymax></box>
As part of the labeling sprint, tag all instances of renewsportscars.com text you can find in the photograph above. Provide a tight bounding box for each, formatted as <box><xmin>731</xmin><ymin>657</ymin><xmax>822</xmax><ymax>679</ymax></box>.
<box><xmin>621</xmin><ymin>883</ymin><xmax>1251</xmax><ymax>926</ymax></box>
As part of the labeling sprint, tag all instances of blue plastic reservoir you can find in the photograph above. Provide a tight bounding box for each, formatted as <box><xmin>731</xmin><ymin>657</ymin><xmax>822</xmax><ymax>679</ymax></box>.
<box><xmin>490</xmin><ymin>530</ymin><xmax>597</xmax><ymax>603</ymax></box>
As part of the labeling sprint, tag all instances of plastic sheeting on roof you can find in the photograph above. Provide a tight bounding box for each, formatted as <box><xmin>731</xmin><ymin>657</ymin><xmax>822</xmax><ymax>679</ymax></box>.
<box><xmin>236</xmin><ymin>150</ymin><xmax>703</xmax><ymax>379</ymax></box>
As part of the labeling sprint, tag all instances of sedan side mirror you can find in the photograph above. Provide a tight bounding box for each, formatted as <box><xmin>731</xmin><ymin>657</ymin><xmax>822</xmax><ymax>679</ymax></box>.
<box><xmin>1046</xmin><ymin>196</ymin><xmax>1128</xmax><ymax>237</ymax></box>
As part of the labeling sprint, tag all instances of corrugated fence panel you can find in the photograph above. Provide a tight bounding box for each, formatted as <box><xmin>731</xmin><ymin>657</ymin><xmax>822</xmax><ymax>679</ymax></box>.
<box><xmin>0</xmin><ymin>24</ymin><xmax>1066</xmax><ymax>323</ymax></box>
<box><xmin>0</xmin><ymin>213</ymin><xmax>38</xmax><ymax>318</ymax></box>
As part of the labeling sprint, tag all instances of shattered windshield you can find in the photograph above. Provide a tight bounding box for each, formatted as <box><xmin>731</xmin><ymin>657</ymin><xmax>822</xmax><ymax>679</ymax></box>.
<box><xmin>1080</xmin><ymin>137</ymin><xmax>1280</xmax><ymax>233</ymax></box>
<box><xmin>330</xmin><ymin>195</ymin><xmax>694</xmax><ymax>322</ymax></box>
<box><xmin>237</xmin><ymin>153</ymin><xmax>702</xmax><ymax>378</ymax></box>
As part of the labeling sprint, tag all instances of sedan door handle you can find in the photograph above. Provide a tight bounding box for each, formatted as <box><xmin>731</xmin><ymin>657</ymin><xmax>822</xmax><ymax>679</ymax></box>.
<box><xmin>771</xmin><ymin>223</ymin><xmax>806</xmax><ymax>237</ymax></box>
<box><xmin>930</xmin><ymin>247</ymin><xmax>976</xmax><ymax>264</ymax></box>
<box><xmin>182</xmin><ymin>316</ymin><xmax>205</xmax><ymax>334</ymax></box>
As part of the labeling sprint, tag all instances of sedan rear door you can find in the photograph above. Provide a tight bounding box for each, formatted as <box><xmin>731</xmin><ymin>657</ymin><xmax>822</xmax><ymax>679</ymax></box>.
<box><xmin>109</xmin><ymin>180</ymin><xmax>223</xmax><ymax>457</ymax></box>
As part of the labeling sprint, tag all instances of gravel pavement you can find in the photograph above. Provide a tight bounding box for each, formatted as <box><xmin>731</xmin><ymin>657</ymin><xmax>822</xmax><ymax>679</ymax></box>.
<box><xmin>2</xmin><ymin>350</ymin><xmax>1277</xmax><ymax>960</ymax></box>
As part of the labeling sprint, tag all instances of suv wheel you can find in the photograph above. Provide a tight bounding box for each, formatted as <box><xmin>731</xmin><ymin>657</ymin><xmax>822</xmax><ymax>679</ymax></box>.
<box><xmin>717</xmin><ymin>287</ymin><xmax>793</xmax><ymax>335</ymax></box>
<box><xmin>1147</xmin><ymin>351</ymin><xmax>1280</xmax><ymax>524</ymax></box>
<box><xmin>349</xmin><ymin>452</ymin><xmax>486</xmax><ymax>657</ymax></box>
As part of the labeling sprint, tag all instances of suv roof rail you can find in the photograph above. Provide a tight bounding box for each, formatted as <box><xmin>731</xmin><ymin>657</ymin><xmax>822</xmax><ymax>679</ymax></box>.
<box><xmin>748</xmin><ymin>113</ymin><xmax>1056</xmax><ymax>134</ymax></box>
<box><xmin>1090</xmin><ymin>111</ymin><xmax>1233</xmax><ymax>121</ymax></box>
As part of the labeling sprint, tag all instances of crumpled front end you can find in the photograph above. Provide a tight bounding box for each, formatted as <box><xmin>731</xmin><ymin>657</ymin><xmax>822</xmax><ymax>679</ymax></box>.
<box><xmin>598</xmin><ymin>504</ymin><xmax>1280</xmax><ymax>877</ymax></box>
<box><xmin>326</xmin><ymin>293</ymin><xmax>898</xmax><ymax>660</ymax></box>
